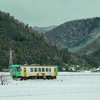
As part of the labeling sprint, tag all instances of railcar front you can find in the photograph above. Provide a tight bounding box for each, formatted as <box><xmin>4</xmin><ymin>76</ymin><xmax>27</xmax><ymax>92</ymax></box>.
<box><xmin>10</xmin><ymin>65</ymin><xmax>21</xmax><ymax>79</ymax></box>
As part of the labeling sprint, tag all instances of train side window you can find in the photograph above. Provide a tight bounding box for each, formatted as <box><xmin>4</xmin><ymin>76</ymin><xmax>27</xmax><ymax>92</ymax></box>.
<box><xmin>46</xmin><ymin>68</ymin><xmax>48</xmax><ymax>72</ymax></box>
<box><xmin>35</xmin><ymin>68</ymin><xmax>37</xmax><ymax>72</ymax></box>
<box><xmin>49</xmin><ymin>68</ymin><xmax>51</xmax><ymax>72</ymax></box>
<box><xmin>38</xmin><ymin>68</ymin><xmax>41</xmax><ymax>72</ymax></box>
<box><xmin>42</xmin><ymin>68</ymin><xmax>44</xmax><ymax>72</ymax></box>
<box><xmin>30</xmin><ymin>68</ymin><xmax>33</xmax><ymax>72</ymax></box>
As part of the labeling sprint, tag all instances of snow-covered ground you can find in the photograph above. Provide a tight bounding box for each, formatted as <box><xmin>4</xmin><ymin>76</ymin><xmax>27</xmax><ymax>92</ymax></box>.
<box><xmin>0</xmin><ymin>72</ymin><xmax>100</xmax><ymax>100</ymax></box>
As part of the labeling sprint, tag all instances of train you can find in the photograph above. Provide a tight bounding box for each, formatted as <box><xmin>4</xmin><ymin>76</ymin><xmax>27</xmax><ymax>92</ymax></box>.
<box><xmin>10</xmin><ymin>64</ymin><xmax>58</xmax><ymax>80</ymax></box>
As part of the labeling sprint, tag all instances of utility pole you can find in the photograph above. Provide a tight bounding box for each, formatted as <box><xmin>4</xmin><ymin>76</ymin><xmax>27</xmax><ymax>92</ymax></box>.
<box><xmin>9</xmin><ymin>49</ymin><xmax>13</xmax><ymax>67</ymax></box>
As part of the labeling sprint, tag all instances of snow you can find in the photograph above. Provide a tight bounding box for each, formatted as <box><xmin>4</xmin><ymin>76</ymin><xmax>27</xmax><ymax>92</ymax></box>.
<box><xmin>0</xmin><ymin>72</ymin><xmax>100</xmax><ymax>100</ymax></box>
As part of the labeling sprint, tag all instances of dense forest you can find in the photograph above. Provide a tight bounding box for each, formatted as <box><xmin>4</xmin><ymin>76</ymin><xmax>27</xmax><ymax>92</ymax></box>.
<box><xmin>44</xmin><ymin>17</ymin><xmax>100</xmax><ymax>67</ymax></box>
<box><xmin>0</xmin><ymin>11</ymin><xmax>99</xmax><ymax>71</ymax></box>
<box><xmin>45</xmin><ymin>17</ymin><xmax>100</xmax><ymax>52</ymax></box>
<box><xmin>0</xmin><ymin>11</ymin><xmax>77</xmax><ymax>71</ymax></box>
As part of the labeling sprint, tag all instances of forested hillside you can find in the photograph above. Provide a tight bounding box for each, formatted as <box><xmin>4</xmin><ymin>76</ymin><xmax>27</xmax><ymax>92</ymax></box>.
<box><xmin>0</xmin><ymin>11</ymin><xmax>73</xmax><ymax>70</ymax></box>
<box><xmin>34</xmin><ymin>25</ymin><xmax>57</xmax><ymax>33</ymax></box>
<box><xmin>1</xmin><ymin>11</ymin><xmax>99</xmax><ymax>70</ymax></box>
<box><xmin>45</xmin><ymin>17</ymin><xmax>100</xmax><ymax>52</ymax></box>
<box><xmin>44</xmin><ymin>17</ymin><xmax>100</xmax><ymax>67</ymax></box>
<box><xmin>77</xmin><ymin>36</ymin><xmax>100</xmax><ymax>67</ymax></box>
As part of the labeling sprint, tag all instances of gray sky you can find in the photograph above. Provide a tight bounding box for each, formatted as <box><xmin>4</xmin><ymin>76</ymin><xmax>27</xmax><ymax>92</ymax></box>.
<box><xmin>0</xmin><ymin>0</ymin><xmax>100</xmax><ymax>27</ymax></box>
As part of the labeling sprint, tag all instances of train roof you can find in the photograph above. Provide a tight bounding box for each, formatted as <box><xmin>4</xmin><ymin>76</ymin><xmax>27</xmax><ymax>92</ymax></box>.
<box><xmin>21</xmin><ymin>65</ymin><xmax>57</xmax><ymax>67</ymax></box>
<box><xmin>10</xmin><ymin>65</ymin><xmax>20</xmax><ymax>68</ymax></box>
<box><xmin>10</xmin><ymin>64</ymin><xmax>57</xmax><ymax>68</ymax></box>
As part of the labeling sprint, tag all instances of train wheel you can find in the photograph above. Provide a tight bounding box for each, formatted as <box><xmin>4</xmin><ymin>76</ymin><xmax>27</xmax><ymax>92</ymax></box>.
<box><xmin>43</xmin><ymin>76</ymin><xmax>46</xmax><ymax>80</ymax></box>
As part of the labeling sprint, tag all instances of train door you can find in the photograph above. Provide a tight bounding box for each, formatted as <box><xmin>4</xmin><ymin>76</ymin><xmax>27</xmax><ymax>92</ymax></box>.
<box><xmin>23</xmin><ymin>68</ymin><xmax>27</xmax><ymax>77</ymax></box>
<box><xmin>54</xmin><ymin>68</ymin><xmax>56</xmax><ymax>76</ymax></box>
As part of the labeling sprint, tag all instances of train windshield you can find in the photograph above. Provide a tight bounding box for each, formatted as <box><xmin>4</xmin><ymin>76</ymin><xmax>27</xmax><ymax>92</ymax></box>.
<box><xmin>10</xmin><ymin>65</ymin><xmax>21</xmax><ymax>72</ymax></box>
<box><xmin>16</xmin><ymin>67</ymin><xmax>20</xmax><ymax>72</ymax></box>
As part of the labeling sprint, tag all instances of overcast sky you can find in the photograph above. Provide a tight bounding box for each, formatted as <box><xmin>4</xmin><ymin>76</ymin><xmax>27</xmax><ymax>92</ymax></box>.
<box><xmin>0</xmin><ymin>0</ymin><xmax>100</xmax><ymax>27</ymax></box>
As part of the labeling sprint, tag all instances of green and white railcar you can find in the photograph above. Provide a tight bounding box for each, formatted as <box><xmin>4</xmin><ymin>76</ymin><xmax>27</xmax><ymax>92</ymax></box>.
<box><xmin>10</xmin><ymin>64</ymin><xmax>58</xmax><ymax>80</ymax></box>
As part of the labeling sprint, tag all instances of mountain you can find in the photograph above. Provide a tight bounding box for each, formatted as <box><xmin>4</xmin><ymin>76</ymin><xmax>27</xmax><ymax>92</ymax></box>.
<box><xmin>34</xmin><ymin>25</ymin><xmax>57</xmax><ymax>33</ymax></box>
<box><xmin>0</xmin><ymin>11</ymin><xmax>74</xmax><ymax>70</ymax></box>
<box><xmin>44</xmin><ymin>17</ymin><xmax>100</xmax><ymax>52</ymax></box>
<box><xmin>76</xmin><ymin>36</ymin><xmax>100</xmax><ymax>67</ymax></box>
<box><xmin>77</xmin><ymin>36</ymin><xmax>100</xmax><ymax>55</ymax></box>
<box><xmin>1</xmin><ymin>11</ymin><xmax>99</xmax><ymax>70</ymax></box>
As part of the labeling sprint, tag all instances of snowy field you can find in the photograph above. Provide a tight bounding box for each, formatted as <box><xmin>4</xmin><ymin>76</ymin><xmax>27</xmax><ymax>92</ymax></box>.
<box><xmin>0</xmin><ymin>72</ymin><xmax>100</xmax><ymax>100</ymax></box>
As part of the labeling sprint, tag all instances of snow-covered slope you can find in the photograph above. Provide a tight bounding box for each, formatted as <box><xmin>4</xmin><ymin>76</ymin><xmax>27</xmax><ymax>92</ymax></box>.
<box><xmin>0</xmin><ymin>72</ymin><xmax>100</xmax><ymax>100</ymax></box>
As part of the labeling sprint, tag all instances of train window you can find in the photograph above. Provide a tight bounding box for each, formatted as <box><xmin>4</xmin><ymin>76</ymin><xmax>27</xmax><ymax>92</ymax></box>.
<box><xmin>46</xmin><ymin>68</ymin><xmax>48</xmax><ymax>72</ymax></box>
<box><xmin>38</xmin><ymin>68</ymin><xmax>41</xmax><ymax>72</ymax></box>
<box><xmin>35</xmin><ymin>68</ymin><xmax>37</xmax><ymax>72</ymax></box>
<box><xmin>16</xmin><ymin>67</ymin><xmax>20</xmax><ymax>72</ymax></box>
<box><xmin>30</xmin><ymin>68</ymin><xmax>33</xmax><ymax>72</ymax></box>
<box><xmin>49</xmin><ymin>68</ymin><xmax>51</xmax><ymax>72</ymax></box>
<box><xmin>42</xmin><ymin>68</ymin><xmax>44</xmax><ymax>72</ymax></box>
